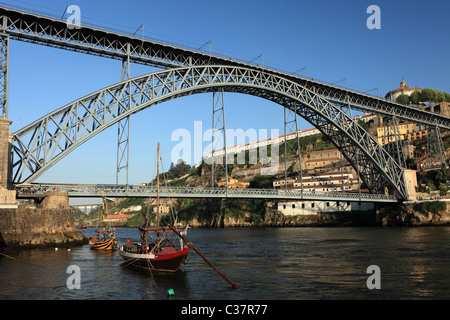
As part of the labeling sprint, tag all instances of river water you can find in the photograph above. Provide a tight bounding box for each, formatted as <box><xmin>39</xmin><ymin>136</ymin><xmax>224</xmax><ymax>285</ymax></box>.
<box><xmin>1</xmin><ymin>226</ymin><xmax>450</xmax><ymax>300</ymax></box>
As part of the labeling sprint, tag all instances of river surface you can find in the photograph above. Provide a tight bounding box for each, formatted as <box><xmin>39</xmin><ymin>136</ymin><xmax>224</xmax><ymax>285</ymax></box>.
<box><xmin>1</xmin><ymin>226</ymin><xmax>450</xmax><ymax>300</ymax></box>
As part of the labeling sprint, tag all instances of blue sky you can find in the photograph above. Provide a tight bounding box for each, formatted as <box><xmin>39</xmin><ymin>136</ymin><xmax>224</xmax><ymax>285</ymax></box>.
<box><xmin>2</xmin><ymin>0</ymin><xmax>449</xmax><ymax>188</ymax></box>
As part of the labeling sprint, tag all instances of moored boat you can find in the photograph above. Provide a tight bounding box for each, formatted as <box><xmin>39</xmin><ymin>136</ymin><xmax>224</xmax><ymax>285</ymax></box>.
<box><xmin>119</xmin><ymin>225</ymin><xmax>189</xmax><ymax>272</ymax></box>
<box><xmin>89</xmin><ymin>227</ymin><xmax>117</xmax><ymax>250</ymax></box>
<box><xmin>118</xmin><ymin>142</ymin><xmax>190</xmax><ymax>272</ymax></box>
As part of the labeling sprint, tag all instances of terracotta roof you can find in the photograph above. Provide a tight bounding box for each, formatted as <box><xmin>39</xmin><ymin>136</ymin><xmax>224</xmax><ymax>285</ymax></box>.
<box><xmin>306</xmin><ymin>157</ymin><xmax>340</xmax><ymax>162</ymax></box>
<box><xmin>309</xmin><ymin>148</ymin><xmax>339</xmax><ymax>154</ymax></box>
<box><xmin>105</xmin><ymin>214</ymin><xmax>133</xmax><ymax>220</ymax></box>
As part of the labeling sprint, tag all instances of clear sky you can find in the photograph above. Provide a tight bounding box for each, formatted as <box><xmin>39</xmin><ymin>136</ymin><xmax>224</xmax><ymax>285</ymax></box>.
<box><xmin>2</xmin><ymin>0</ymin><xmax>449</xmax><ymax>189</ymax></box>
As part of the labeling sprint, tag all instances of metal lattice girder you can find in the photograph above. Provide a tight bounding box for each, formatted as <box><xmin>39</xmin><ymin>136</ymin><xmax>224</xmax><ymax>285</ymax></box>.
<box><xmin>116</xmin><ymin>56</ymin><xmax>131</xmax><ymax>185</ymax></box>
<box><xmin>15</xmin><ymin>184</ymin><xmax>399</xmax><ymax>203</ymax></box>
<box><xmin>381</xmin><ymin>116</ymin><xmax>406</xmax><ymax>169</ymax></box>
<box><xmin>1</xmin><ymin>6</ymin><xmax>450</xmax><ymax>130</ymax></box>
<box><xmin>283</xmin><ymin>108</ymin><xmax>303</xmax><ymax>191</ymax></box>
<box><xmin>116</xmin><ymin>114</ymin><xmax>129</xmax><ymax>184</ymax></box>
<box><xmin>426</xmin><ymin>126</ymin><xmax>447</xmax><ymax>169</ymax></box>
<box><xmin>211</xmin><ymin>89</ymin><xmax>228</xmax><ymax>187</ymax></box>
<box><xmin>0</xmin><ymin>34</ymin><xmax>8</xmax><ymax>117</ymax></box>
<box><xmin>12</xmin><ymin>65</ymin><xmax>408</xmax><ymax>199</ymax></box>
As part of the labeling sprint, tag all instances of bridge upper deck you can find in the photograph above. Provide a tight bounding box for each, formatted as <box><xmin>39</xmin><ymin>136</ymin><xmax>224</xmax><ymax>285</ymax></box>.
<box><xmin>1</xmin><ymin>5</ymin><xmax>449</xmax><ymax>130</ymax></box>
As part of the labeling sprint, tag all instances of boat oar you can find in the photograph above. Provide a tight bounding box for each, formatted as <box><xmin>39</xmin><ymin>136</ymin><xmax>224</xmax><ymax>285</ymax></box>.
<box><xmin>168</xmin><ymin>225</ymin><xmax>239</xmax><ymax>289</ymax></box>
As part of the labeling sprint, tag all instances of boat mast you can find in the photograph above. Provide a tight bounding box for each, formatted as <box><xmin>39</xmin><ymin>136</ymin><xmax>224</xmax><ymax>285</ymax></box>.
<box><xmin>156</xmin><ymin>142</ymin><xmax>160</xmax><ymax>227</ymax></box>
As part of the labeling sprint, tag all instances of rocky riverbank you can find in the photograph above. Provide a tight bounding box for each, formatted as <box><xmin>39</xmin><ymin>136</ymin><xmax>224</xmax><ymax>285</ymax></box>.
<box><xmin>376</xmin><ymin>200</ymin><xmax>450</xmax><ymax>227</ymax></box>
<box><xmin>176</xmin><ymin>200</ymin><xmax>450</xmax><ymax>228</ymax></box>
<box><xmin>0</xmin><ymin>207</ymin><xmax>89</xmax><ymax>249</ymax></box>
<box><xmin>175</xmin><ymin>202</ymin><xmax>379</xmax><ymax>228</ymax></box>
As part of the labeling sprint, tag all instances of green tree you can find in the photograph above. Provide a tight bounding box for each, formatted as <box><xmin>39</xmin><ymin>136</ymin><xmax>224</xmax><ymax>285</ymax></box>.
<box><xmin>444</xmin><ymin>92</ymin><xmax>450</xmax><ymax>103</ymax></box>
<box><xmin>396</xmin><ymin>94</ymin><xmax>409</xmax><ymax>105</ymax></box>
<box><xmin>357</xmin><ymin>119</ymin><xmax>369</xmax><ymax>131</ymax></box>
<box><xmin>408</xmin><ymin>91</ymin><xmax>422</xmax><ymax>105</ymax></box>
<box><xmin>438</xmin><ymin>183</ymin><xmax>447</xmax><ymax>196</ymax></box>
<box><xmin>421</xmin><ymin>88</ymin><xmax>437</xmax><ymax>104</ymax></box>
<box><xmin>249</xmin><ymin>174</ymin><xmax>273</xmax><ymax>189</ymax></box>
<box><xmin>436</xmin><ymin>91</ymin><xmax>446</xmax><ymax>103</ymax></box>
<box><xmin>420</xmin><ymin>201</ymin><xmax>447</xmax><ymax>216</ymax></box>
<box><xmin>166</xmin><ymin>159</ymin><xmax>191</xmax><ymax>179</ymax></box>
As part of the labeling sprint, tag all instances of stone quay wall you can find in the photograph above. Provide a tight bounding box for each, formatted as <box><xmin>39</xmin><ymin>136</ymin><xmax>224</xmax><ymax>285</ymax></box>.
<box><xmin>0</xmin><ymin>192</ymin><xmax>88</xmax><ymax>248</ymax></box>
<box><xmin>0</xmin><ymin>207</ymin><xmax>88</xmax><ymax>248</ymax></box>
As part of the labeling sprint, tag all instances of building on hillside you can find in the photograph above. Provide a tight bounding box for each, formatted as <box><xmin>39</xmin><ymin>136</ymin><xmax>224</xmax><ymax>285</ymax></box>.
<box><xmin>303</xmin><ymin>148</ymin><xmax>356</xmax><ymax>175</ymax></box>
<box><xmin>385</xmin><ymin>79</ymin><xmax>421</xmax><ymax>102</ymax></box>
<box><xmin>422</xmin><ymin>102</ymin><xmax>450</xmax><ymax>117</ymax></box>
<box><xmin>376</xmin><ymin>122</ymin><xmax>415</xmax><ymax>146</ymax></box>
<box><xmin>203</xmin><ymin>114</ymin><xmax>378</xmax><ymax>163</ymax></box>
<box><xmin>121</xmin><ymin>205</ymin><xmax>142</xmax><ymax>213</ymax></box>
<box><xmin>277</xmin><ymin>200</ymin><xmax>374</xmax><ymax>216</ymax></box>
<box><xmin>273</xmin><ymin>171</ymin><xmax>358</xmax><ymax>193</ymax></box>
<box><xmin>376</xmin><ymin>122</ymin><xmax>428</xmax><ymax>147</ymax></box>
<box><xmin>273</xmin><ymin>177</ymin><xmax>295</xmax><ymax>189</ymax></box>
<box><xmin>153</xmin><ymin>204</ymin><xmax>171</xmax><ymax>214</ymax></box>
<box><xmin>217</xmin><ymin>177</ymin><xmax>248</xmax><ymax>188</ymax></box>
<box><xmin>104</xmin><ymin>214</ymin><xmax>134</xmax><ymax>223</ymax></box>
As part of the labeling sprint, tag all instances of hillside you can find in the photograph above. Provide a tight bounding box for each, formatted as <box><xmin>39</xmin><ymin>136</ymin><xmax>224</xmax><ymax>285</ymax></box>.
<box><xmin>73</xmin><ymin>127</ymin><xmax>450</xmax><ymax>228</ymax></box>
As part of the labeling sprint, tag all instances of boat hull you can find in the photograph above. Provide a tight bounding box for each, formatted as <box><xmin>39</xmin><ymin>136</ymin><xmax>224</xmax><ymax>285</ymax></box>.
<box><xmin>89</xmin><ymin>238</ymin><xmax>116</xmax><ymax>250</ymax></box>
<box><xmin>119</xmin><ymin>245</ymin><xmax>190</xmax><ymax>272</ymax></box>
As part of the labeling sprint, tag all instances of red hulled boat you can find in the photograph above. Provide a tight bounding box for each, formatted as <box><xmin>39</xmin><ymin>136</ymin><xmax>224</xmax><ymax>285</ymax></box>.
<box><xmin>119</xmin><ymin>225</ymin><xmax>189</xmax><ymax>272</ymax></box>
<box><xmin>118</xmin><ymin>142</ymin><xmax>190</xmax><ymax>272</ymax></box>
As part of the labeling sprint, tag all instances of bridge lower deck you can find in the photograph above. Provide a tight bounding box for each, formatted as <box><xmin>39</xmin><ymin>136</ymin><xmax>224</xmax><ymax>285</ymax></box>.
<box><xmin>15</xmin><ymin>184</ymin><xmax>399</xmax><ymax>203</ymax></box>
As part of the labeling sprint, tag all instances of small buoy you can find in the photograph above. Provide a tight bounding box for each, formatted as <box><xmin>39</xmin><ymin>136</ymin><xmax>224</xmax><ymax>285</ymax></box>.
<box><xmin>167</xmin><ymin>288</ymin><xmax>175</xmax><ymax>296</ymax></box>
<box><xmin>67</xmin><ymin>248</ymin><xmax>71</xmax><ymax>252</ymax></box>
<box><xmin>55</xmin><ymin>248</ymin><xmax>58</xmax><ymax>251</ymax></box>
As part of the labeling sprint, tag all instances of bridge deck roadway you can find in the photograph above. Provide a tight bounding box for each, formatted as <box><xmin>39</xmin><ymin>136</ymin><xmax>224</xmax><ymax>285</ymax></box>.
<box><xmin>15</xmin><ymin>185</ymin><xmax>399</xmax><ymax>203</ymax></box>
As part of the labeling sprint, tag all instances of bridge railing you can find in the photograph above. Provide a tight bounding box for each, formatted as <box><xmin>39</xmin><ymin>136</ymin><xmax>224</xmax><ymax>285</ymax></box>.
<box><xmin>15</xmin><ymin>184</ymin><xmax>398</xmax><ymax>202</ymax></box>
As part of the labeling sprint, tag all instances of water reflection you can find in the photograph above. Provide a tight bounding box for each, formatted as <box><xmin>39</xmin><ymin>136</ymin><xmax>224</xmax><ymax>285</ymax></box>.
<box><xmin>1</xmin><ymin>227</ymin><xmax>450</xmax><ymax>299</ymax></box>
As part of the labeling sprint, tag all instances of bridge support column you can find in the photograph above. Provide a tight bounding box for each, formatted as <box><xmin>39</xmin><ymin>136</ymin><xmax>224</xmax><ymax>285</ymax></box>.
<box><xmin>0</xmin><ymin>117</ymin><xmax>16</xmax><ymax>206</ymax></box>
<box><xmin>403</xmin><ymin>169</ymin><xmax>417</xmax><ymax>201</ymax></box>
<box><xmin>41</xmin><ymin>190</ymin><xmax>69</xmax><ymax>209</ymax></box>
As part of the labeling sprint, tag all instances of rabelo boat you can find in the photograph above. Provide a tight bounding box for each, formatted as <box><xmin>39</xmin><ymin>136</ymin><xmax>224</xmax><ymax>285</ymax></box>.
<box><xmin>118</xmin><ymin>142</ymin><xmax>190</xmax><ymax>272</ymax></box>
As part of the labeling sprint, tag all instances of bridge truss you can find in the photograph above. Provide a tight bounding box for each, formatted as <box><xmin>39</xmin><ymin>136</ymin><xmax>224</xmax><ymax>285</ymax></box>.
<box><xmin>15</xmin><ymin>184</ymin><xmax>398</xmax><ymax>203</ymax></box>
<box><xmin>0</xmin><ymin>6</ymin><xmax>449</xmax><ymax>130</ymax></box>
<box><xmin>2</xmin><ymin>5</ymin><xmax>450</xmax><ymax>201</ymax></box>
<box><xmin>13</xmin><ymin>65</ymin><xmax>408</xmax><ymax>199</ymax></box>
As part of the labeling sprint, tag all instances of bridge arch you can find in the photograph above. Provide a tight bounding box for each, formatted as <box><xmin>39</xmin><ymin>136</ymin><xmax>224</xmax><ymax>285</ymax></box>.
<box><xmin>11</xmin><ymin>65</ymin><xmax>407</xmax><ymax>199</ymax></box>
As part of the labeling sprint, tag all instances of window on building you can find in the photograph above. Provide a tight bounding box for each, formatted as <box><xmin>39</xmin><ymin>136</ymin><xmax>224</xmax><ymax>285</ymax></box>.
<box><xmin>311</xmin><ymin>203</ymin><xmax>315</xmax><ymax>208</ymax></box>
<box><xmin>326</xmin><ymin>202</ymin><xmax>330</xmax><ymax>207</ymax></box>
<box><xmin>302</xmin><ymin>204</ymin><xmax>305</xmax><ymax>209</ymax></box>
<box><xmin>283</xmin><ymin>205</ymin><xmax>286</xmax><ymax>209</ymax></box>
<box><xmin>292</xmin><ymin>204</ymin><xmax>295</xmax><ymax>209</ymax></box>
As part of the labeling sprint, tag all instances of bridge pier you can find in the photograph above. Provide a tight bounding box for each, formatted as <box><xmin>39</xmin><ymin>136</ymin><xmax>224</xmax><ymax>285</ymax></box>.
<box><xmin>40</xmin><ymin>190</ymin><xmax>69</xmax><ymax>209</ymax></box>
<box><xmin>403</xmin><ymin>169</ymin><xmax>417</xmax><ymax>201</ymax></box>
<box><xmin>0</xmin><ymin>117</ymin><xmax>16</xmax><ymax>208</ymax></box>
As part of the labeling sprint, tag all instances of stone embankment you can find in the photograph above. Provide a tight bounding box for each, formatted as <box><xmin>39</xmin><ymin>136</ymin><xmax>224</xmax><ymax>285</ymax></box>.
<box><xmin>182</xmin><ymin>208</ymin><xmax>378</xmax><ymax>228</ymax></box>
<box><xmin>376</xmin><ymin>200</ymin><xmax>450</xmax><ymax>227</ymax></box>
<box><xmin>0</xmin><ymin>208</ymin><xmax>88</xmax><ymax>248</ymax></box>
<box><xmin>178</xmin><ymin>201</ymin><xmax>450</xmax><ymax>228</ymax></box>
<box><xmin>0</xmin><ymin>191</ymin><xmax>89</xmax><ymax>249</ymax></box>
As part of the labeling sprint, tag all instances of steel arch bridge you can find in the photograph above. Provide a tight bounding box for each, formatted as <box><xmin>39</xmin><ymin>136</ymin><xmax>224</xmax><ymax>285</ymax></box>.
<box><xmin>2</xmin><ymin>5</ymin><xmax>450</xmax><ymax>202</ymax></box>
<box><xmin>13</xmin><ymin>65</ymin><xmax>408</xmax><ymax>199</ymax></box>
